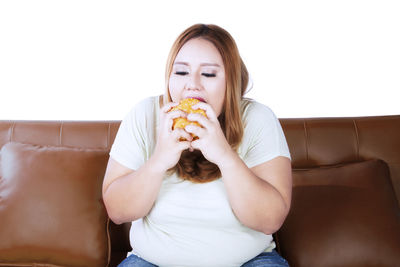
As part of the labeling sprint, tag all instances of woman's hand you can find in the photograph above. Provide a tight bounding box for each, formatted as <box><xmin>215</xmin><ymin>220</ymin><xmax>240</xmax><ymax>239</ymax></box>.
<box><xmin>152</xmin><ymin>102</ymin><xmax>193</xmax><ymax>172</ymax></box>
<box><xmin>184</xmin><ymin>102</ymin><xmax>233</xmax><ymax>166</ymax></box>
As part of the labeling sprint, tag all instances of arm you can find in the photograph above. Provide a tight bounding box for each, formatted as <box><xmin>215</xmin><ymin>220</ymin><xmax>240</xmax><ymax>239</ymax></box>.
<box><xmin>186</xmin><ymin>102</ymin><xmax>292</xmax><ymax>234</ymax></box>
<box><xmin>218</xmin><ymin>153</ymin><xmax>292</xmax><ymax>234</ymax></box>
<box><xmin>103</xmin><ymin>102</ymin><xmax>192</xmax><ymax>225</ymax></box>
<box><xmin>102</xmin><ymin>157</ymin><xmax>166</xmax><ymax>225</ymax></box>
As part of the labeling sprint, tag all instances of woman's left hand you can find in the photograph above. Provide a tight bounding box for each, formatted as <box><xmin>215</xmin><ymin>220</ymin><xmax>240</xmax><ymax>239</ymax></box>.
<box><xmin>184</xmin><ymin>102</ymin><xmax>233</xmax><ymax>166</ymax></box>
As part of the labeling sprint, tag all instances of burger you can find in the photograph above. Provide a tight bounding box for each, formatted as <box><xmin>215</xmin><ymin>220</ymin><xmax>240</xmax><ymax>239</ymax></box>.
<box><xmin>169</xmin><ymin>98</ymin><xmax>207</xmax><ymax>140</ymax></box>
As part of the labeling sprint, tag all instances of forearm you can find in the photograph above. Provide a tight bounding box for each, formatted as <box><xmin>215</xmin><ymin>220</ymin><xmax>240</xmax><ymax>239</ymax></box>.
<box><xmin>103</xmin><ymin>102</ymin><xmax>195</xmax><ymax>224</ymax></box>
<box><xmin>103</xmin><ymin>157</ymin><xmax>165</xmax><ymax>224</ymax></box>
<box><xmin>219</xmin><ymin>151</ymin><xmax>289</xmax><ymax>234</ymax></box>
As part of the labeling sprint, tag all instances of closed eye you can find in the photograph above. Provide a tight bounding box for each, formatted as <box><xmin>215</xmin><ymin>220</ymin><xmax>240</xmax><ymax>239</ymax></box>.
<box><xmin>202</xmin><ymin>73</ymin><xmax>216</xmax><ymax>77</ymax></box>
<box><xmin>175</xmin><ymin>71</ymin><xmax>189</xmax><ymax>76</ymax></box>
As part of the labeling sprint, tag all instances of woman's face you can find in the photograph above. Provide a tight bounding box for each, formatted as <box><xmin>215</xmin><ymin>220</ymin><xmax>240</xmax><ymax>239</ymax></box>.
<box><xmin>168</xmin><ymin>38</ymin><xmax>226</xmax><ymax>116</ymax></box>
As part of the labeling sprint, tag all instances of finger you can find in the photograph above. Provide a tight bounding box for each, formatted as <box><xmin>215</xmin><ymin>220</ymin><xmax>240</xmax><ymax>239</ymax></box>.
<box><xmin>178</xmin><ymin>140</ymin><xmax>191</xmax><ymax>151</ymax></box>
<box><xmin>187</xmin><ymin>113</ymin><xmax>212</xmax><ymax>129</ymax></box>
<box><xmin>173</xmin><ymin>128</ymin><xmax>193</xmax><ymax>142</ymax></box>
<box><xmin>190</xmin><ymin>139</ymin><xmax>201</xmax><ymax>150</ymax></box>
<box><xmin>165</xmin><ymin>110</ymin><xmax>187</xmax><ymax>131</ymax></box>
<box><xmin>185</xmin><ymin>125</ymin><xmax>206</xmax><ymax>139</ymax></box>
<box><xmin>161</xmin><ymin>102</ymin><xmax>179</xmax><ymax>113</ymax></box>
<box><xmin>166</xmin><ymin>109</ymin><xmax>187</xmax><ymax>120</ymax></box>
<box><xmin>160</xmin><ymin>102</ymin><xmax>181</xmax><ymax>127</ymax></box>
<box><xmin>191</xmin><ymin>102</ymin><xmax>218</xmax><ymax>122</ymax></box>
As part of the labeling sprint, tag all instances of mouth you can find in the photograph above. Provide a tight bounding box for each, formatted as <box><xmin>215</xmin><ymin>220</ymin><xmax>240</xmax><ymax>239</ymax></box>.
<box><xmin>186</xmin><ymin>96</ymin><xmax>206</xmax><ymax>103</ymax></box>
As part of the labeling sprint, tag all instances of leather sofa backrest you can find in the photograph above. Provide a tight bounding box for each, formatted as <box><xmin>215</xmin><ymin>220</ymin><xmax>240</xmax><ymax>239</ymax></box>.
<box><xmin>1</xmin><ymin>115</ymin><xmax>399</xmax><ymax>266</ymax></box>
<box><xmin>1</xmin><ymin>116</ymin><xmax>399</xmax><ymax>201</ymax></box>
<box><xmin>280</xmin><ymin>116</ymin><xmax>400</xmax><ymax>204</ymax></box>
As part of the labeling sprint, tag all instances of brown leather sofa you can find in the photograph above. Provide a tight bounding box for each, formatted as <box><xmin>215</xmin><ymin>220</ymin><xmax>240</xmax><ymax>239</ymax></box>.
<box><xmin>0</xmin><ymin>115</ymin><xmax>399</xmax><ymax>267</ymax></box>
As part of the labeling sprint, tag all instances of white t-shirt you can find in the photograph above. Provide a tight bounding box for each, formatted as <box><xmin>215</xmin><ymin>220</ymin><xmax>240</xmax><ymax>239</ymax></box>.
<box><xmin>110</xmin><ymin>96</ymin><xmax>291</xmax><ymax>267</ymax></box>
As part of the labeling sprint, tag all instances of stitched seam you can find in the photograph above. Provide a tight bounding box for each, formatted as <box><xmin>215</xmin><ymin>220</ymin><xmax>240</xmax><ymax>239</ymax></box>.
<box><xmin>303</xmin><ymin>119</ymin><xmax>309</xmax><ymax>162</ymax></box>
<box><xmin>106</xmin><ymin>218</ymin><xmax>111</xmax><ymax>267</ymax></box>
<box><xmin>353</xmin><ymin>119</ymin><xmax>360</xmax><ymax>161</ymax></box>
<box><xmin>107</xmin><ymin>123</ymin><xmax>110</xmax><ymax>149</ymax></box>
<box><xmin>10</xmin><ymin>122</ymin><xmax>15</xmax><ymax>142</ymax></box>
<box><xmin>59</xmin><ymin>122</ymin><xmax>63</xmax><ymax>146</ymax></box>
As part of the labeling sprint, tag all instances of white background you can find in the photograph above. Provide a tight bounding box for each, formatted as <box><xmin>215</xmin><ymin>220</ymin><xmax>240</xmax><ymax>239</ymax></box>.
<box><xmin>1</xmin><ymin>0</ymin><xmax>399</xmax><ymax>120</ymax></box>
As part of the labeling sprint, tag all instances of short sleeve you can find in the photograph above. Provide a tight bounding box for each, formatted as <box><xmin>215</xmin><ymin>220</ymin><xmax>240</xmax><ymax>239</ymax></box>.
<box><xmin>240</xmin><ymin>100</ymin><xmax>291</xmax><ymax>168</ymax></box>
<box><xmin>109</xmin><ymin>98</ymin><xmax>154</xmax><ymax>170</ymax></box>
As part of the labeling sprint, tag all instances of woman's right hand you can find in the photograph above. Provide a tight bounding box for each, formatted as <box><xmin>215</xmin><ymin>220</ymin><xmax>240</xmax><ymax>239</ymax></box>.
<box><xmin>151</xmin><ymin>102</ymin><xmax>193</xmax><ymax>173</ymax></box>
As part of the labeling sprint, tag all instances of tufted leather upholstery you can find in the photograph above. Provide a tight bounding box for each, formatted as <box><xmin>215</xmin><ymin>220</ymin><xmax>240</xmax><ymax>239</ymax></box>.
<box><xmin>0</xmin><ymin>115</ymin><xmax>399</xmax><ymax>266</ymax></box>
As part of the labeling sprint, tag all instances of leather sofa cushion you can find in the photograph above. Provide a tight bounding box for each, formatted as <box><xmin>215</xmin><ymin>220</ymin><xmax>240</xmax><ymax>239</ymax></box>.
<box><xmin>0</xmin><ymin>142</ymin><xmax>110</xmax><ymax>267</ymax></box>
<box><xmin>276</xmin><ymin>160</ymin><xmax>400</xmax><ymax>267</ymax></box>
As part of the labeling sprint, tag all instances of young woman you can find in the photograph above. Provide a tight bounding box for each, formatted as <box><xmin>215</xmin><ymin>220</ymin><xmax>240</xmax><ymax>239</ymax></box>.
<box><xmin>103</xmin><ymin>24</ymin><xmax>292</xmax><ymax>267</ymax></box>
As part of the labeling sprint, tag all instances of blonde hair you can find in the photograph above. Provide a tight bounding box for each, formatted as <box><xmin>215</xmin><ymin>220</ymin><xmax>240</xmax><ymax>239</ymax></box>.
<box><xmin>164</xmin><ymin>24</ymin><xmax>249</xmax><ymax>183</ymax></box>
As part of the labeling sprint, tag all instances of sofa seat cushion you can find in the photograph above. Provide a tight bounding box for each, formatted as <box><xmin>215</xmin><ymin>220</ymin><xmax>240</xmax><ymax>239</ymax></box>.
<box><xmin>277</xmin><ymin>159</ymin><xmax>400</xmax><ymax>267</ymax></box>
<box><xmin>0</xmin><ymin>142</ymin><xmax>110</xmax><ymax>267</ymax></box>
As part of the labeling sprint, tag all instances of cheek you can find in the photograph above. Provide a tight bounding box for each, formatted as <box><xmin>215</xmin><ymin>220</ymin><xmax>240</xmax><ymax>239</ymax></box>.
<box><xmin>209</xmin><ymin>78</ymin><xmax>226</xmax><ymax>116</ymax></box>
<box><xmin>168</xmin><ymin>76</ymin><xmax>183</xmax><ymax>102</ymax></box>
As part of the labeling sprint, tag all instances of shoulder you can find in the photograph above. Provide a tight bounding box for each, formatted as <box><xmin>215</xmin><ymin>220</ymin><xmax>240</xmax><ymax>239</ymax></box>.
<box><xmin>241</xmin><ymin>98</ymin><xmax>278</xmax><ymax>126</ymax></box>
<box><xmin>128</xmin><ymin>96</ymin><xmax>159</xmax><ymax>115</ymax></box>
<box><xmin>238</xmin><ymin>98</ymin><xmax>291</xmax><ymax>163</ymax></box>
<box><xmin>124</xmin><ymin>96</ymin><xmax>160</xmax><ymax>121</ymax></box>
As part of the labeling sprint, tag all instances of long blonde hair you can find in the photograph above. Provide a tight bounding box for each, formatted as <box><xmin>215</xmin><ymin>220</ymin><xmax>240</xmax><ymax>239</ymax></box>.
<box><xmin>164</xmin><ymin>24</ymin><xmax>249</xmax><ymax>183</ymax></box>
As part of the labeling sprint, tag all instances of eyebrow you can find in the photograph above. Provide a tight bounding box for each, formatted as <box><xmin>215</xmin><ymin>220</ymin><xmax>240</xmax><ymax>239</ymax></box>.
<box><xmin>173</xmin><ymin>61</ymin><xmax>221</xmax><ymax>68</ymax></box>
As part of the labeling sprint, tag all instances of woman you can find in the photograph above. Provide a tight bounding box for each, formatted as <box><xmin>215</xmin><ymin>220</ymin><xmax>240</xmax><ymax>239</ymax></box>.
<box><xmin>103</xmin><ymin>24</ymin><xmax>292</xmax><ymax>267</ymax></box>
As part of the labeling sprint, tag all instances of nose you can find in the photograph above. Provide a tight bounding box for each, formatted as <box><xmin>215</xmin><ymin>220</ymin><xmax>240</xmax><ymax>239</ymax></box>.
<box><xmin>185</xmin><ymin>72</ymin><xmax>202</xmax><ymax>91</ymax></box>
